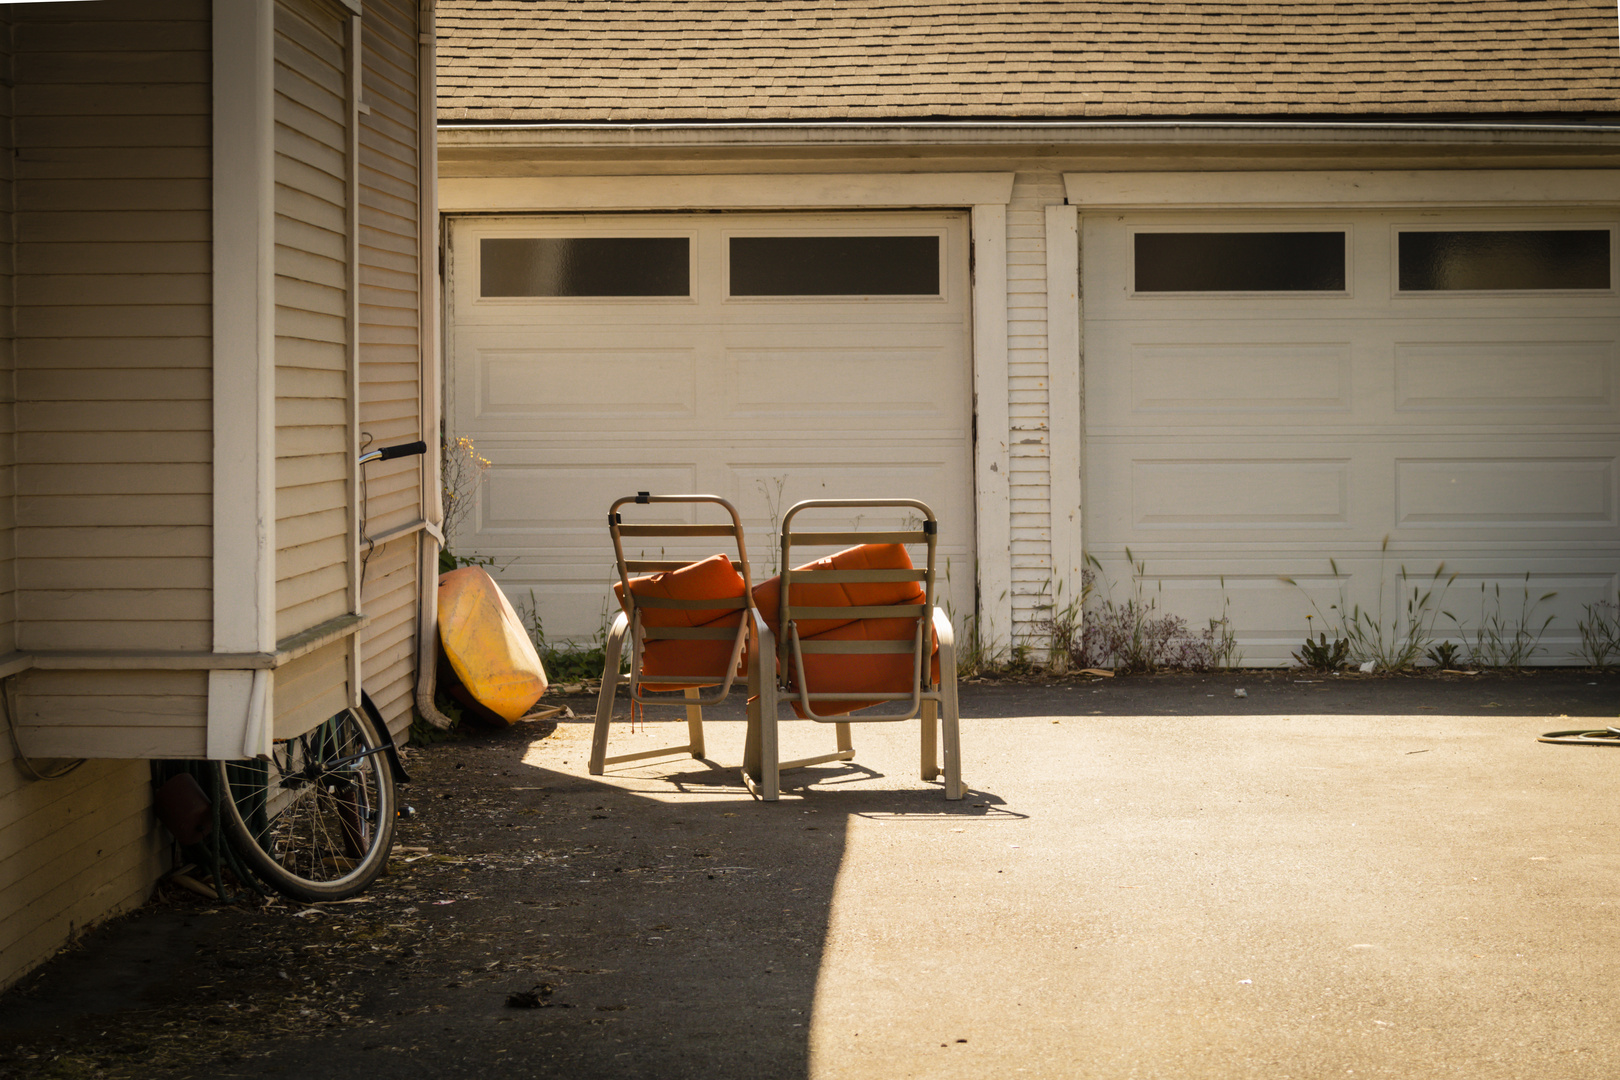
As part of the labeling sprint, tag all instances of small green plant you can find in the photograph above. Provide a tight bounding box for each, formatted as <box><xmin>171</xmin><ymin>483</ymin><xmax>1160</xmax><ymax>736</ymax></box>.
<box><xmin>1030</xmin><ymin>575</ymin><xmax>1088</xmax><ymax>675</ymax></box>
<box><xmin>439</xmin><ymin>434</ymin><xmax>493</xmax><ymax>571</ymax></box>
<box><xmin>1294</xmin><ymin>627</ymin><xmax>1349</xmax><ymax>671</ymax></box>
<box><xmin>1577</xmin><ymin>592</ymin><xmax>1620</xmax><ymax>668</ymax></box>
<box><xmin>1080</xmin><ymin>552</ymin><xmax>1236</xmax><ymax>673</ymax></box>
<box><xmin>1205</xmin><ymin>579</ymin><xmax>1244</xmax><ymax>670</ymax></box>
<box><xmin>1281</xmin><ymin>538</ymin><xmax>1456</xmax><ymax>672</ymax></box>
<box><xmin>409</xmin><ymin>703</ymin><xmax>468</xmax><ymax>746</ymax></box>
<box><xmin>1451</xmin><ymin>575</ymin><xmax>1557</xmax><ymax>670</ymax></box>
<box><xmin>756</xmin><ymin>474</ymin><xmax>789</xmax><ymax>575</ymax></box>
<box><xmin>514</xmin><ymin>587</ymin><xmax>624</xmax><ymax>683</ymax></box>
<box><xmin>944</xmin><ymin>557</ymin><xmax>1009</xmax><ymax>679</ymax></box>
<box><xmin>1425</xmin><ymin>640</ymin><xmax>1464</xmax><ymax>670</ymax></box>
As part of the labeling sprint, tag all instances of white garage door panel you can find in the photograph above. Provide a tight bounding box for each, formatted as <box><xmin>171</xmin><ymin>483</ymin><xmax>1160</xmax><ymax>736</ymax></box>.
<box><xmin>1084</xmin><ymin>209</ymin><xmax>1620</xmax><ymax>664</ymax></box>
<box><xmin>1088</xmin><ymin>321</ymin><xmax>1620</xmax><ymax>431</ymax></box>
<box><xmin>1086</xmin><ymin>438</ymin><xmax>1619</xmax><ymax>539</ymax></box>
<box><xmin>449</xmin><ymin>211</ymin><xmax>975</xmax><ymax>643</ymax></box>
<box><xmin>467</xmin><ymin>342</ymin><xmax>701</xmax><ymax>425</ymax></box>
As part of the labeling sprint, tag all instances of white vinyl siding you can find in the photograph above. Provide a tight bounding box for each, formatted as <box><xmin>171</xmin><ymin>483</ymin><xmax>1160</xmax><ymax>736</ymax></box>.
<box><xmin>0</xmin><ymin>754</ymin><xmax>164</xmax><ymax>992</ymax></box>
<box><xmin>0</xmin><ymin>11</ymin><xmax>14</xmax><ymax>658</ymax></box>
<box><xmin>0</xmin><ymin>0</ymin><xmax>198</xmax><ymax>990</ymax></box>
<box><xmin>273</xmin><ymin>0</ymin><xmax>355</xmax><ymax>738</ymax></box>
<box><xmin>357</xmin><ymin>0</ymin><xmax>422</xmax><ymax>738</ymax></box>
<box><xmin>1007</xmin><ymin>171</ymin><xmax>1065</xmax><ymax>639</ymax></box>
<box><xmin>10</xmin><ymin>0</ymin><xmax>212</xmax><ymax>757</ymax></box>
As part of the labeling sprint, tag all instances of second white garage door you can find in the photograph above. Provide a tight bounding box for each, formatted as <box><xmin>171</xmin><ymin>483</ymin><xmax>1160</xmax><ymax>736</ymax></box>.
<box><xmin>447</xmin><ymin>211</ymin><xmax>976</xmax><ymax>642</ymax></box>
<box><xmin>1083</xmin><ymin>209</ymin><xmax>1619</xmax><ymax>665</ymax></box>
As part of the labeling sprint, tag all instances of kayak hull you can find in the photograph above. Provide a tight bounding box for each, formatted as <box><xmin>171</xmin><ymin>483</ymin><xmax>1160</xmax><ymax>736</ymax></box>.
<box><xmin>437</xmin><ymin>567</ymin><xmax>548</xmax><ymax>723</ymax></box>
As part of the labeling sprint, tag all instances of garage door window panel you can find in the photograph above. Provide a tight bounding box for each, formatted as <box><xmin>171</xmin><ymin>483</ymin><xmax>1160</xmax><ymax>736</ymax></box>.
<box><xmin>479</xmin><ymin>237</ymin><xmax>691</xmax><ymax>298</ymax></box>
<box><xmin>1397</xmin><ymin>229</ymin><xmax>1612</xmax><ymax>292</ymax></box>
<box><xmin>728</xmin><ymin>235</ymin><xmax>941</xmax><ymax>297</ymax></box>
<box><xmin>1133</xmin><ymin>231</ymin><xmax>1347</xmax><ymax>293</ymax></box>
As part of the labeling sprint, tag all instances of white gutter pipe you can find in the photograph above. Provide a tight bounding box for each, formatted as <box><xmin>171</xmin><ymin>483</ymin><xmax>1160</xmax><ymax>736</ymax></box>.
<box><xmin>414</xmin><ymin>0</ymin><xmax>454</xmax><ymax>732</ymax></box>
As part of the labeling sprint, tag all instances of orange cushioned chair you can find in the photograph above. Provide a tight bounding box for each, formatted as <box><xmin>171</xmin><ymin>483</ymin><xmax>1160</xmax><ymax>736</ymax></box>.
<box><xmin>742</xmin><ymin>499</ymin><xmax>961</xmax><ymax>801</ymax></box>
<box><xmin>589</xmin><ymin>494</ymin><xmax>753</xmax><ymax>777</ymax></box>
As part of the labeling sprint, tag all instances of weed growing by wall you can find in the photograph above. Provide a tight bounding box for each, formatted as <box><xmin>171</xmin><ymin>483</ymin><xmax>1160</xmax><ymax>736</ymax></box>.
<box><xmin>1577</xmin><ymin>590</ymin><xmax>1620</xmax><ymax>668</ymax></box>
<box><xmin>1077</xmin><ymin>553</ymin><xmax>1242</xmax><ymax>674</ymax></box>
<box><xmin>1450</xmin><ymin>575</ymin><xmax>1557</xmax><ymax>671</ymax></box>
<box><xmin>1282</xmin><ymin>538</ymin><xmax>1456</xmax><ymax>671</ymax></box>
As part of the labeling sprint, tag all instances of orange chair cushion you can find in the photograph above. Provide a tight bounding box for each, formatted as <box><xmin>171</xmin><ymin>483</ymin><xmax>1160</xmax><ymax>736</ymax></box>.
<box><xmin>751</xmin><ymin>543</ymin><xmax>937</xmax><ymax>718</ymax></box>
<box><xmin>614</xmin><ymin>554</ymin><xmax>747</xmax><ymax>692</ymax></box>
<box><xmin>790</xmin><ymin>616</ymin><xmax>942</xmax><ymax>718</ymax></box>
<box><xmin>614</xmin><ymin>553</ymin><xmax>746</xmax><ymax>626</ymax></box>
<box><xmin>751</xmin><ymin>544</ymin><xmax>924</xmax><ymax>639</ymax></box>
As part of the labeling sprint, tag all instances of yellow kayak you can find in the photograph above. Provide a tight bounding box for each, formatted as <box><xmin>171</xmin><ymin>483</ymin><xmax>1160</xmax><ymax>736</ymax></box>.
<box><xmin>437</xmin><ymin>567</ymin><xmax>548</xmax><ymax>723</ymax></box>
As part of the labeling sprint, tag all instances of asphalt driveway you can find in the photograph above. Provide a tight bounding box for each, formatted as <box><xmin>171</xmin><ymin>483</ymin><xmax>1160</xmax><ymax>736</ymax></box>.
<box><xmin>3</xmin><ymin>670</ymin><xmax>1618</xmax><ymax>1079</ymax></box>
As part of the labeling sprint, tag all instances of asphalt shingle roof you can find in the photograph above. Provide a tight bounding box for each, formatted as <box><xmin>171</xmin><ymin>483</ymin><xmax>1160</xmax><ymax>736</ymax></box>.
<box><xmin>438</xmin><ymin>1</ymin><xmax>1620</xmax><ymax>123</ymax></box>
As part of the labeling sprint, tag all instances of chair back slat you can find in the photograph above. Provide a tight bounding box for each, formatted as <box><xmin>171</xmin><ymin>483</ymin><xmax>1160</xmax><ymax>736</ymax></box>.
<box><xmin>796</xmin><ymin>639</ymin><xmax>917</xmax><ymax>655</ymax></box>
<box><xmin>627</xmin><ymin>559</ymin><xmax>745</xmax><ymax>574</ymax></box>
<box><xmin>788</xmin><ymin>604</ymin><xmax>924</xmax><ymax>621</ymax></box>
<box><xmin>787</xmin><ymin>530</ymin><xmax>928</xmax><ymax>547</ymax></box>
<box><xmin>641</xmin><ymin>625</ymin><xmax>746</xmax><ymax>641</ymax></box>
<box><xmin>617</xmin><ymin>523</ymin><xmax>739</xmax><ymax>539</ymax></box>
<box><xmin>785</xmin><ymin>568</ymin><xmax>925</xmax><ymax>584</ymax></box>
<box><xmin>633</xmin><ymin>594</ymin><xmax>747</xmax><ymax>611</ymax></box>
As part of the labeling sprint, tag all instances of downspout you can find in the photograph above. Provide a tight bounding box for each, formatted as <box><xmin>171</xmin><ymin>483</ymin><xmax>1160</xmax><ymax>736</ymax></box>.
<box><xmin>413</xmin><ymin>0</ymin><xmax>453</xmax><ymax>730</ymax></box>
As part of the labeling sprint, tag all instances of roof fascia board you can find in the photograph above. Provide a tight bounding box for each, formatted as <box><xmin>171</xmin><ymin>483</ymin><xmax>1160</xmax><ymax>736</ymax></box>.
<box><xmin>438</xmin><ymin>121</ymin><xmax>1620</xmax><ymax>151</ymax></box>
<box><xmin>1065</xmin><ymin>169</ymin><xmax>1620</xmax><ymax>210</ymax></box>
<box><xmin>439</xmin><ymin>172</ymin><xmax>1016</xmax><ymax>213</ymax></box>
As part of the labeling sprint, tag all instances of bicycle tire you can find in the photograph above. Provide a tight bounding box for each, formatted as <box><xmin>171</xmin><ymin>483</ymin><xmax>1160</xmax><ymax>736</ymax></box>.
<box><xmin>216</xmin><ymin>705</ymin><xmax>396</xmax><ymax>902</ymax></box>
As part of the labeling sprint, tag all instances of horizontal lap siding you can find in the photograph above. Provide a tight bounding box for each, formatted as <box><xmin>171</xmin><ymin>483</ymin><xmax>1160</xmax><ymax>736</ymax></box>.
<box><xmin>0</xmin><ymin>752</ymin><xmax>163</xmax><ymax>991</ymax></box>
<box><xmin>274</xmin><ymin>0</ymin><xmax>354</xmax><ymax>737</ymax></box>
<box><xmin>12</xmin><ymin>1</ymin><xmax>212</xmax><ymax>660</ymax></box>
<box><xmin>358</xmin><ymin>0</ymin><xmax>421</xmax><ymax>738</ymax></box>
<box><xmin>1007</xmin><ymin>171</ymin><xmax>1064</xmax><ymax>652</ymax></box>
<box><xmin>0</xmin><ymin>0</ymin><xmax>200</xmax><ymax>989</ymax></box>
<box><xmin>0</xmin><ymin>15</ymin><xmax>14</xmax><ymax>658</ymax></box>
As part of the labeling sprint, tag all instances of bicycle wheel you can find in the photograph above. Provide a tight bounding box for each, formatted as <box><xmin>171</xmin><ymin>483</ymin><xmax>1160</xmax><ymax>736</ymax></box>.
<box><xmin>216</xmin><ymin>705</ymin><xmax>396</xmax><ymax>902</ymax></box>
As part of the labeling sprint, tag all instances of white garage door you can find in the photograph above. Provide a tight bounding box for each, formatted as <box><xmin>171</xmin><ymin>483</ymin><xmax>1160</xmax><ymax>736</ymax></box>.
<box><xmin>1083</xmin><ymin>209</ymin><xmax>1619</xmax><ymax>665</ymax></box>
<box><xmin>447</xmin><ymin>211</ymin><xmax>975</xmax><ymax>642</ymax></box>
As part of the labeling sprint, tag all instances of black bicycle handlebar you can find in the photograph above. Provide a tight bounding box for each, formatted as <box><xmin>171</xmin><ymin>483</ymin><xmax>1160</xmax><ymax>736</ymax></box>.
<box><xmin>377</xmin><ymin>439</ymin><xmax>427</xmax><ymax>461</ymax></box>
<box><xmin>359</xmin><ymin>439</ymin><xmax>428</xmax><ymax>465</ymax></box>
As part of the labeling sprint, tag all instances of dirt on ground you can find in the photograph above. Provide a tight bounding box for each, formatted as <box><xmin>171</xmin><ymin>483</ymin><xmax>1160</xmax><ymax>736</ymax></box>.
<box><xmin>0</xmin><ymin>670</ymin><xmax>1616</xmax><ymax>1079</ymax></box>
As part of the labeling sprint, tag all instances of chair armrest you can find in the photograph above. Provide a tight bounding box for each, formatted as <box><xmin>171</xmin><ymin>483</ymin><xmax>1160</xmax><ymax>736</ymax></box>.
<box><xmin>931</xmin><ymin>606</ymin><xmax>954</xmax><ymax>649</ymax></box>
<box><xmin>750</xmin><ymin>606</ymin><xmax>777</xmax><ymax>652</ymax></box>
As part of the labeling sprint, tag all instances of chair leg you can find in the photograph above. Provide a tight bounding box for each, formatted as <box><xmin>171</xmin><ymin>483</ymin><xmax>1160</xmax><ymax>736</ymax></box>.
<box><xmin>920</xmin><ymin>700</ymin><xmax>939</xmax><ymax>781</ymax></box>
<box><xmin>934</xmin><ymin>607</ymin><xmax>963</xmax><ymax>800</ymax></box>
<box><xmin>940</xmin><ymin>658</ymin><xmax>963</xmax><ymax>802</ymax></box>
<box><xmin>742</xmin><ymin>644</ymin><xmax>779</xmax><ymax>800</ymax></box>
<box><xmin>836</xmin><ymin>721</ymin><xmax>853</xmax><ymax>755</ymax></box>
<box><xmin>588</xmin><ymin>612</ymin><xmax>629</xmax><ymax>775</ymax></box>
<box><xmin>759</xmin><ymin>687</ymin><xmax>780</xmax><ymax>801</ymax></box>
<box><xmin>684</xmin><ymin>687</ymin><xmax>704</xmax><ymax>759</ymax></box>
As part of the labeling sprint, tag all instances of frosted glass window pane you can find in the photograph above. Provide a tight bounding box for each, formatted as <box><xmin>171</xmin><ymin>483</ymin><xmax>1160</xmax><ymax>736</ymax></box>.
<box><xmin>1134</xmin><ymin>232</ymin><xmax>1346</xmax><ymax>292</ymax></box>
<box><xmin>1398</xmin><ymin>230</ymin><xmax>1611</xmax><ymax>290</ymax></box>
<box><xmin>480</xmin><ymin>238</ymin><xmax>690</xmax><ymax>297</ymax></box>
<box><xmin>730</xmin><ymin>236</ymin><xmax>940</xmax><ymax>295</ymax></box>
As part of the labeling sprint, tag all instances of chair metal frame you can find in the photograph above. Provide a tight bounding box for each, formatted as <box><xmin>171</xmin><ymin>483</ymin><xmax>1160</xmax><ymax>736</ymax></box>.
<box><xmin>743</xmin><ymin>498</ymin><xmax>962</xmax><ymax>801</ymax></box>
<box><xmin>589</xmin><ymin>493</ymin><xmax>753</xmax><ymax>776</ymax></box>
